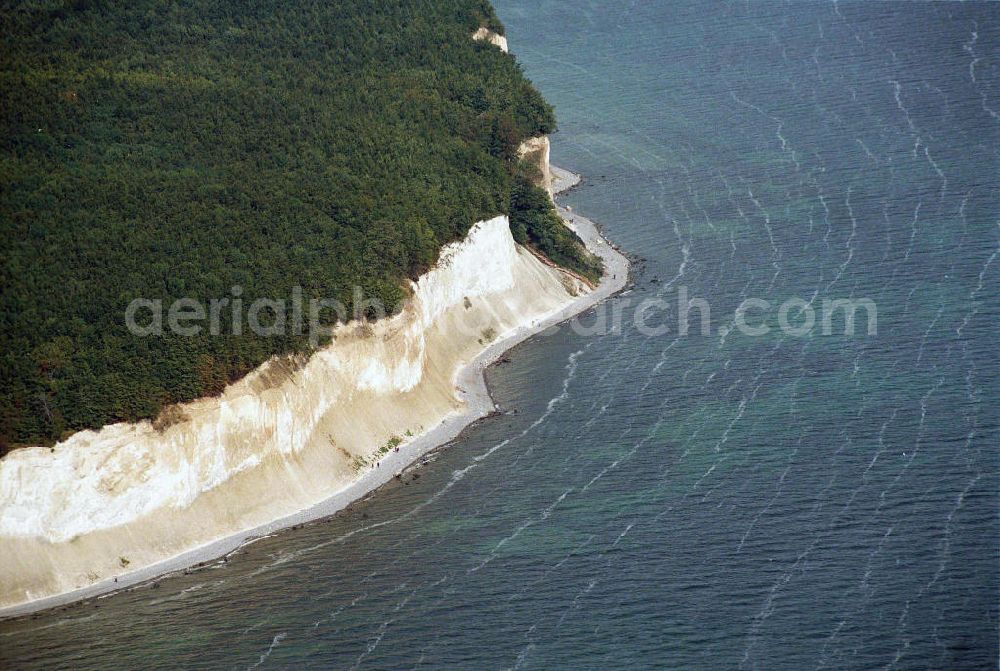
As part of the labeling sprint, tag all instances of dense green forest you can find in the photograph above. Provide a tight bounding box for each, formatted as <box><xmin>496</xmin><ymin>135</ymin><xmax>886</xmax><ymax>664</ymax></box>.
<box><xmin>0</xmin><ymin>0</ymin><xmax>600</xmax><ymax>451</ymax></box>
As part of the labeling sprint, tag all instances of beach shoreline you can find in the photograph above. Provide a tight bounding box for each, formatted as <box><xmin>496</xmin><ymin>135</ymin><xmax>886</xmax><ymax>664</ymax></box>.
<box><xmin>0</xmin><ymin>165</ymin><xmax>629</xmax><ymax>620</ymax></box>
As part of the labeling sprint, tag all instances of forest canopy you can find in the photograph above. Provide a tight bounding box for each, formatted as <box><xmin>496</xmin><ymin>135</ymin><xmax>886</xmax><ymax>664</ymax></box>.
<box><xmin>0</xmin><ymin>0</ymin><xmax>599</xmax><ymax>450</ymax></box>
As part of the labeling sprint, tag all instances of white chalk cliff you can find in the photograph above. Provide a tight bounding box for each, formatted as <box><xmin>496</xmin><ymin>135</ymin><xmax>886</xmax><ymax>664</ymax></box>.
<box><xmin>471</xmin><ymin>26</ymin><xmax>509</xmax><ymax>53</ymax></box>
<box><xmin>518</xmin><ymin>135</ymin><xmax>553</xmax><ymax>196</ymax></box>
<box><xmin>0</xmin><ymin>195</ymin><xmax>591</xmax><ymax>608</ymax></box>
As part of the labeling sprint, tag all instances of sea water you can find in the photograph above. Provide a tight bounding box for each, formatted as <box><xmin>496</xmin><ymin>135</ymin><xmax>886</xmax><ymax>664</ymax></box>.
<box><xmin>2</xmin><ymin>2</ymin><xmax>997</xmax><ymax>668</ymax></box>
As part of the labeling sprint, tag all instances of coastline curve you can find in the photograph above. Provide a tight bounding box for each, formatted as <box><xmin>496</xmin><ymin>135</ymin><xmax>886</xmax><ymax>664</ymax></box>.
<box><xmin>0</xmin><ymin>164</ymin><xmax>629</xmax><ymax>619</ymax></box>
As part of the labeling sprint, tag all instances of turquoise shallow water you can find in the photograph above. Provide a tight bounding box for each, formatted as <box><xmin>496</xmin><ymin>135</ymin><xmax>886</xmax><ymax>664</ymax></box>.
<box><xmin>2</xmin><ymin>2</ymin><xmax>998</xmax><ymax>669</ymax></box>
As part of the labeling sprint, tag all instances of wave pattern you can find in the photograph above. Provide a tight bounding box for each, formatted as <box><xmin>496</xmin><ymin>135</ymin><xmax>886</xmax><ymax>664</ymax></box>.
<box><xmin>2</xmin><ymin>1</ymin><xmax>997</xmax><ymax>669</ymax></box>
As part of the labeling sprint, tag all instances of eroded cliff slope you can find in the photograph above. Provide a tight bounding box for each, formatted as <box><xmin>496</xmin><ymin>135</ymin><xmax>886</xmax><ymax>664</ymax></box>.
<box><xmin>0</xmin><ymin>213</ymin><xmax>588</xmax><ymax>609</ymax></box>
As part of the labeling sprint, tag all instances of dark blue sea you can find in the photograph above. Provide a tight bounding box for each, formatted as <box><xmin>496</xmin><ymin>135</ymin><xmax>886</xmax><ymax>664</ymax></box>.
<box><xmin>2</xmin><ymin>1</ymin><xmax>998</xmax><ymax>668</ymax></box>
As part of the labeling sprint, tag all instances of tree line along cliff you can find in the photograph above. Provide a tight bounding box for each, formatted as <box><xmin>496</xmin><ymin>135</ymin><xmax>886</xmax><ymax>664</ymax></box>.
<box><xmin>0</xmin><ymin>0</ymin><xmax>601</xmax><ymax>451</ymax></box>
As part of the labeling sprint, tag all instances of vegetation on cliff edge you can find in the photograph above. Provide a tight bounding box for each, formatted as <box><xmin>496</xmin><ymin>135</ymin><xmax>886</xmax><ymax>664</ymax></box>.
<box><xmin>0</xmin><ymin>0</ymin><xmax>600</xmax><ymax>450</ymax></box>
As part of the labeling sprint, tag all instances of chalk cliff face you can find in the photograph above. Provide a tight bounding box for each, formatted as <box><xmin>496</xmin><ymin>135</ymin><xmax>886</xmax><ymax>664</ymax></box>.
<box><xmin>518</xmin><ymin>135</ymin><xmax>553</xmax><ymax>196</ymax></box>
<box><xmin>471</xmin><ymin>26</ymin><xmax>509</xmax><ymax>53</ymax></box>
<box><xmin>0</xmin><ymin>211</ymin><xmax>588</xmax><ymax>608</ymax></box>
